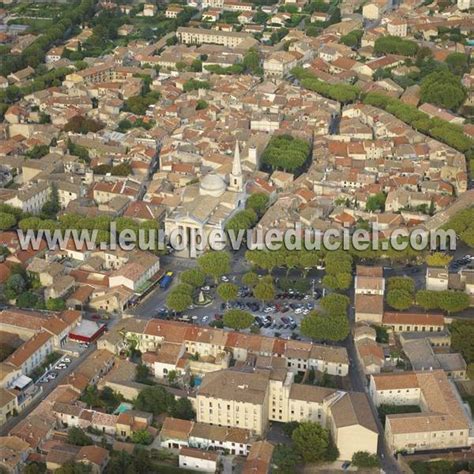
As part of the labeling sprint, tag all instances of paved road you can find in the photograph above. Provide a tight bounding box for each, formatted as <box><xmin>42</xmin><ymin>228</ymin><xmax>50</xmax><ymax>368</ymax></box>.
<box><xmin>345</xmin><ymin>303</ymin><xmax>402</xmax><ymax>474</ymax></box>
<box><xmin>0</xmin><ymin>311</ymin><xmax>124</xmax><ymax>436</ymax></box>
<box><xmin>0</xmin><ymin>343</ymin><xmax>96</xmax><ymax>436</ymax></box>
<box><xmin>131</xmin><ymin>250</ymin><xmax>326</xmax><ymax>321</ymax></box>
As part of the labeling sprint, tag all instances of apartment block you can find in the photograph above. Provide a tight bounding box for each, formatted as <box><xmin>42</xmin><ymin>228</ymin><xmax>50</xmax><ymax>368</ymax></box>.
<box><xmin>108</xmin><ymin>319</ymin><xmax>349</xmax><ymax>379</ymax></box>
<box><xmin>176</xmin><ymin>27</ymin><xmax>252</xmax><ymax>47</ymax></box>
<box><xmin>369</xmin><ymin>370</ymin><xmax>471</xmax><ymax>453</ymax></box>
<box><xmin>195</xmin><ymin>360</ymin><xmax>378</xmax><ymax>460</ymax></box>
<box><xmin>355</xmin><ymin>266</ymin><xmax>385</xmax><ymax>323</ymax></box>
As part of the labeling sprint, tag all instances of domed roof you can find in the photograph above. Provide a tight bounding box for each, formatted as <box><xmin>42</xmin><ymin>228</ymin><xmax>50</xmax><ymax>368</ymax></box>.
<box><xmin>200</xmin><ymin>173</ymin><xmax>226</xmax><ymax>197</ymax></box>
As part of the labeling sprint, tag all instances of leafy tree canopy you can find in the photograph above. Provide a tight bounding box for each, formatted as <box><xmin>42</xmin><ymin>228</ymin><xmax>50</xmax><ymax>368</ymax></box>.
<box><xmin>292</xmin><ymin>421</ymin><xmax>338</xmax><ymax>464</ymax></box>
<box><xmin>223</xmin><ymin>309</ymin><xmax>254</xmax><ymax>330</ymax></box>
<box><xmin>262</xmin><ymin>134</ymin><xmax>310</xmax><ymax>173</ymax></box>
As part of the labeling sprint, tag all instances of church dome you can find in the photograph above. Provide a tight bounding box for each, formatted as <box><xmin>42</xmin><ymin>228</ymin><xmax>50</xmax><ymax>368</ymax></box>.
<box><xmin>200</xmin><ymin>173</ymin><xmax>226</xmax><ymax>197</ymax></box>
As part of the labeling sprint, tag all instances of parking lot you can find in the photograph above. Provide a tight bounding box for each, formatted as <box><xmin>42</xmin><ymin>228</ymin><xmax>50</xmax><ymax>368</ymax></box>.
<box><xmin>153</xmin><ymin>275</ymin><xmax>325</xmax><ymax>340</ymax></box>
<box><xmin>450</xmin><ymin>254</ymin><xmax>473</xmax><ymax>272</ymax></box>
<box><xmin>37</xmin><ymin>354</ymin><xmax>76</xmax><ymax>385</ymax></box>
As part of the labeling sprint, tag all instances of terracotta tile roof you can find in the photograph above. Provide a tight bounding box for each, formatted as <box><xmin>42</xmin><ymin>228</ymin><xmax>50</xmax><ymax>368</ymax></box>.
<box><xmin>383</xmin><ymin>312</ymin><xmax>444</xmax><ymax>326</ymax></box>
<box><xmin>76</xmin><ymin>445</ymin><xmax>109</xmax><ymax>466</ymax></box>
<box><xmin>160</xmin><ymin>417</ymin><xmax>194</xmax><ymax>441</ymax></box>
<box><xmin>243</xmin><ymin>441</ymin><xmax>274</xmax><ymax>474</ymax></box>
<box><xmin>6</xmin><ymin>331</ymin><xmax>53</xmax><ymax>368</ymax></box>
<box><xmin>180</xmin><ymin>447</ymin><xmax>218</xmax><ymax>462</ymax></box>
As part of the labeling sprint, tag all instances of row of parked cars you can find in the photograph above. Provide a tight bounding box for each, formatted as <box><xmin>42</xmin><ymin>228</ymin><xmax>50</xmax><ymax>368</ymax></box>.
<box><xmin>254</xmin><ymin>314</ymin><xmax>298</xmax><ymax>330</ymax></box>
<box><xmin>452</xmin><ymin>255</ymin><xmax>473</xmax><ymax>270</ymax></box>
<box><xmin>38</xmin><ymin>357</ymin><xmax>72</xmax><ymax>383</ymax></box>
<box><xmin>237</xmin><ymin>286</ymin><xmax>323</xmax><ymax>301</ymax></box>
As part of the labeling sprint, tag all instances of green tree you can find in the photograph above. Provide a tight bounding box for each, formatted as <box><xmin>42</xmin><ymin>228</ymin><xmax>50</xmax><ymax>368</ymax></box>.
<box><xmin>191</xmin><ymin>59</ymin><xmax>202</xmax><ymax>72</ymax></box>
<box><xmin>0</xmin><ymin>212</ymin><xmax>15</xmax><ymax>231</ymax></box>
<box><xmin>134</xmin><ymin>385</ymin><xmax>175</xmax><ymax>416</ymax></box>
<box><xmin>416</xmin><ymin>46</ymin><xmax>433</xmax><ymax>66</ymax></box>
<box><xmin>387</xmin><ymin>276</ymin><xmax>415</xmax><ymax>295</ymax></box>
<box><xmin>23</xmin><ymin>462</ymin><xmax>47</xmax><ymax>474</ymax></box>
<box><xmin>198</xmin><ymin>251</ymin><xmax>231</xmax><ymax>283</ymax></box>
<box><xmin>217</xmin><ymin>282</ymin><xmax>238</xmax><ymax>304</ymax></box>
<box><xmin>292</xmin><ymin>421</ymin><xmax>338</xmax><ymax>464</ymax></box>
<box><xmin>225</xmin><ymin>209</ymin><xmax>257</xmax><ymax>232</ymax></box>
<box><xmin>366</xmin><ymin>192</ymin><xmax>387</xmax><ymax>212</ymax></box>
<box><xmin>81</xmin><ymin>385</ymin><xmax>101</xmax><ymax>409</ymax></box>
<box><xmin>262</xmin><ymin>134</ymin><xmax>309</xmax><ymax>173</ymax></box>
<box><xmin>173</xmin><ymin>283</ymin><xmax>194</xmax><ymax>296</ymax></box>
<box><xmin>340</xmin><ymin>30</ymin><xmax>363</xmax><ymax>48</ymax></box>
<box><xmin>420</xmin><ymin>70</ymin><xmax>466</xmax><ymax>110</ymax></box>
<box><xmin>242</xmin><ymin>271</ymin><xmax>259</xmax><ymax>288</ymax></box>
<box><xmin>322</xmin><ymin>273</ymin><xmax>352</xmax><ymax>291</ymax></box>
<box><xmin>180</xmin><ymin>268</ymin><xmax>206</xmax><ymax>288</ymax></box>
<box><xmin>438</xmin><ymin>290</ymin><xmax>470</xmax><ymax>314</ymax></box>
<box><xmin>387</xmin><ymin>289</ymin><xmax>413</xmax><ymax>311</ymax></box>
<box><xmin>253</xmin><ymin>280</ymin><xmax>276</xmax><ymax>303</ymax></box>
<box><xmin>166</xmin><ymin>36</ymin><xmax>178</xmax><ymax>46</ymax></box>
<box><xmin>45</xmin><ymin>298</ymin><xmax>66</xmax><ymax>311</ymax></box>
<box><xmin>246</xmin><ymin>192</ymin><xmax>269</xmax><ymax>216</ymax></box>
<box><xmin>64</xmin><ymin>116</ymin><xmax>104</xmax><ymax>134</ymax></box>
<box><xmin>301</xmin><ymin>294</ymin><xmax>349</xmax><ymax>342</ymax></box>
<box><xmin>272</xmin><ymin>444</ymin><xmax>301</xmax><ymax>473</ymax></box>
<box><xmin>131</xmin><ymin>429</ymin><xmax>153</xmax><ymax>445</ymax></box>
<box><xmin>426</xmin><ymin>252</ymin><xmax>452</xmax><ymax>267</ymax></box>
<box><xmin>67</xmin><ymin>427</ymin><xmax>93</xmax><ymax>446</ymax></box>
<box><xmin>167</xmin><ymin>369</ymin><xmax>177</xmax><ymax>384</ymax></box>
<box><xmin>166</xmin><ymin>290</ymin><xmax>192</xmax><ymax>314</ymax></box>
<box><xmin>325</xmin><ymin>250</ymin><xmax>353</xmax><ymax>275</ymax></box>
<box><xmin>223</xmin><ymin>309</ymin><xmax>254</xmax><ymax>330</ymax></box>
<box><xmin>112</xmin><ymin>163</ymin><xmax>132</xmax><ymax>177</ymax></box>
<box><xmin>135</xmin><ymin>364</ymin><xmax>152</xmax><ymax>384</ymax></box>
<box><xmin>196</xmin><ymin>99</ymin><xmax>208</xmax><ymax>110</ymax></box>
<box><xmin>17</xmin><ymin>291</ymin><xmax>40</xmax><ymax>309</ymax></box>
<box><xmin>41</xmin><ymin>182</ymin><xmax>60</xmax><ymax>218</ymax></box>
<box><xmin>445</xmin><ymin>52</ymin><xmax>469</xmax><ymax>76</ymax></box>
<box><xmin>183</xmin><ymin>79</ymin><xmax>210</xmax><ymax>92</ymax></box>
<box><xmin>320</xmin><ymin>293</ymin><xmax>349</xmax><ymax>314</ymax></box>
<box><xmin>352</xmin><ymin>451</ymin><xmax>380</xmax><ymax>468</ymax></box>
<box><xmin>374</xmin><ymin>35</ymin><xmax>418</xmax><ymax>56</ymax></box>
<box><xmin>416</xmin><ymin>290</ymin><xmax>440</xmax><ymax>310</ymax></box>
<box><xmin>450</xmin><ymin>320</ymin><xmax>474</xmax><ymax>363</ymax></box>
<box><xmin>25</xmin><ymin>144</ymin><xmax>49</xmax><ymax>159</ymax></box>
<box><xmin>301</xmin><ymin>309</ymin><xmax>350</xmax><ymax>342</ymax></box>
<box><xmin>56</xmin><ymin>462</ymin><xmax>92</xmax><ymax>474</ymax></box>
<box><xmin>243</xmin><ymin>48</ymin><xmax>261</xmax><ymax>74</ymax></box>
<box><xmin>171</xmin><ymin>397</ymin><xmax>196</xmax><ymax>420</ymax></box>
<box><xmin>323</xmin><ymin>250</ymin><xmax>353</xmax><ymax>290</ymax></box>
<box><xmin>5</xmin><ymin>273</ymin><xmax>27</xmax><ymax>299</ymax></box>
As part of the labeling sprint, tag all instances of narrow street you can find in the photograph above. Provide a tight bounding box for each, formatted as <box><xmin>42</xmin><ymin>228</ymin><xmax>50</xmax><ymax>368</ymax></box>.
<box><xmin>346</xmin><ymin>301</ymin><xmax>402</xmax><ymax>474</ymax></box>
<box><xmin>0</xmin><ymin>343</ymin><xmax>96</xmax><ymax>436</ymax></box>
